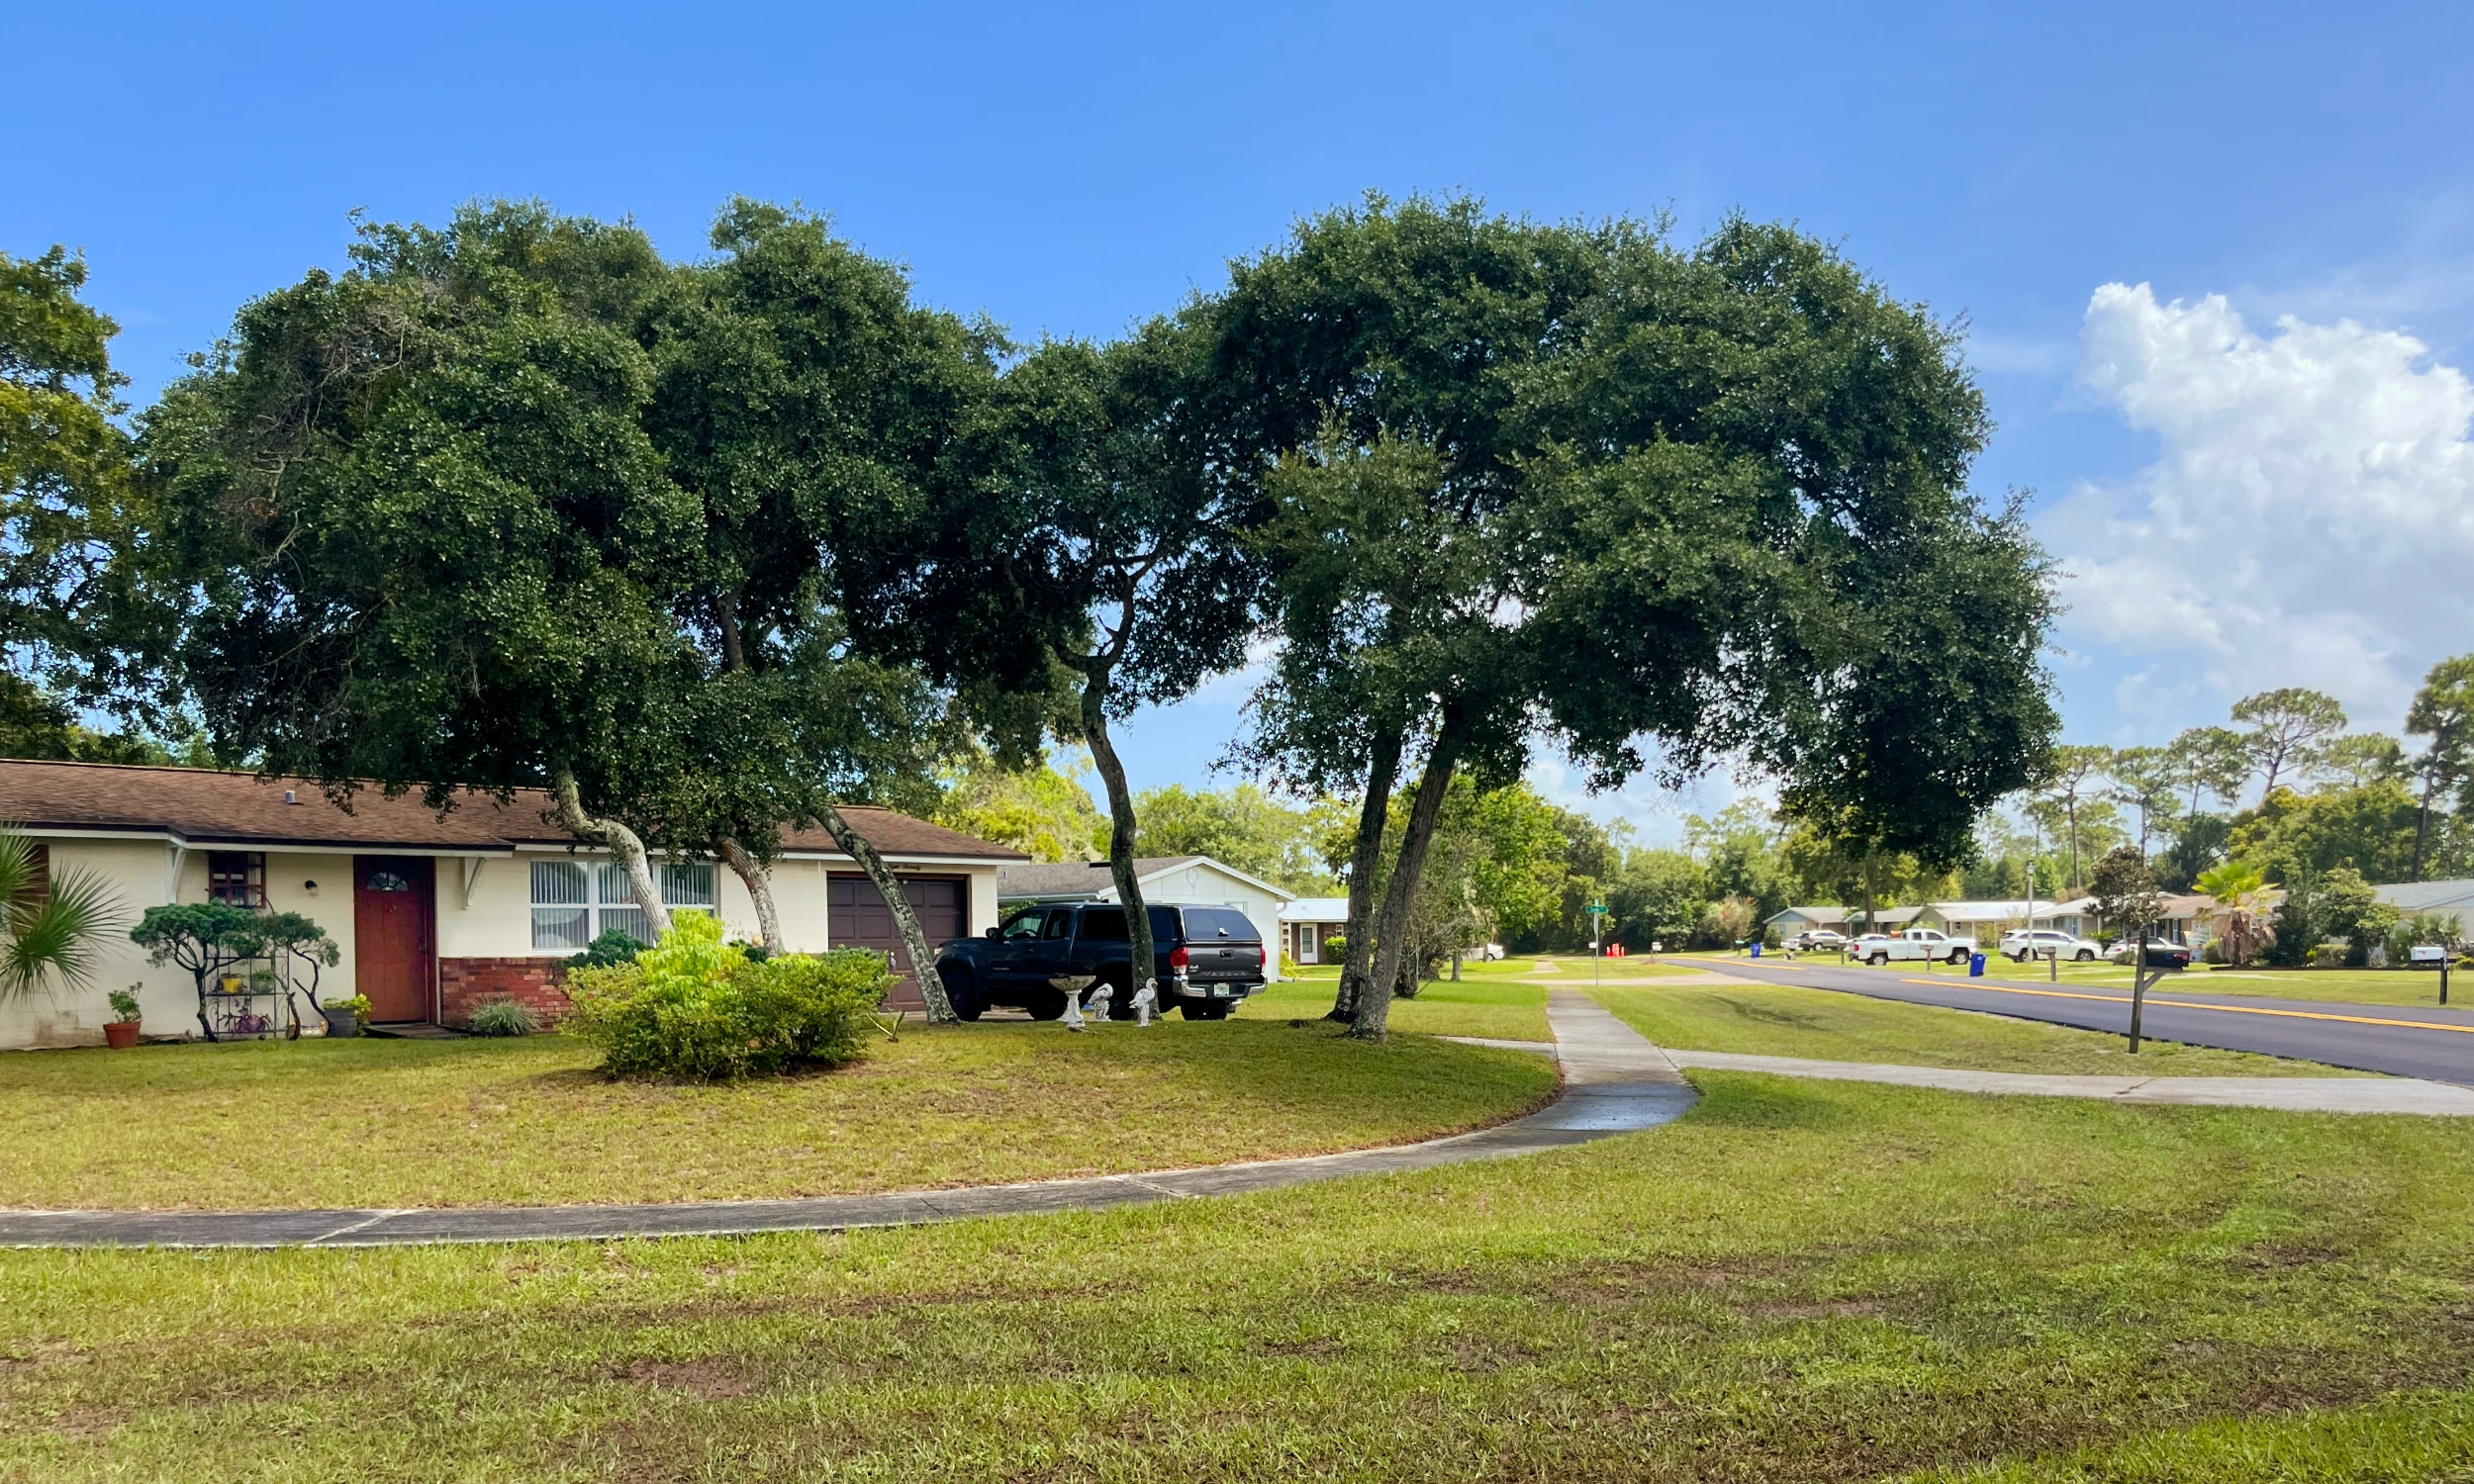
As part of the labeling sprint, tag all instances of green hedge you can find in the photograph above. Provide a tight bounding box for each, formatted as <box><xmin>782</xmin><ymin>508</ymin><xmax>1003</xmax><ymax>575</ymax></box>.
<box><xmin>563</xmin><ymin>914</ymin><xmax>887</xmax><ymax>1079</ymax></box>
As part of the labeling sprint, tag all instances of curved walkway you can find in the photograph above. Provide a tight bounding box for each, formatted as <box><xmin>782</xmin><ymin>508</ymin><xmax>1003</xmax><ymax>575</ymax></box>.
<box><xmin>0</xmin><ymin>995</ymin><xmax>1696</xmax><ymax>1250</ymax></box>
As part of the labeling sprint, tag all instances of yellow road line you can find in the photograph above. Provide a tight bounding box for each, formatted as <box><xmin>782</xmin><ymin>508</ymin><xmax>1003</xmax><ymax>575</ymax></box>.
<box><xmin>1704</xmin><ymin>957</ymin><xmax>2474</xmax><ymax>1036</ymax></box>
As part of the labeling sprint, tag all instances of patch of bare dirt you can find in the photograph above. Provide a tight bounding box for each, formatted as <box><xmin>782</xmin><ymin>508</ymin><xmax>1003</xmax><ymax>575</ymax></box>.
<box><xmin>621</xmin><ymin>1358</ymin><xmax>753</xmax><ymax>1400</ymax></box>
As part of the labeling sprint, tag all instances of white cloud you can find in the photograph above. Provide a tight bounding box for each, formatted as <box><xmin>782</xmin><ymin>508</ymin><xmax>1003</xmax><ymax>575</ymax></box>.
<box><xmin>2045</xmin><ymin>282</ymin><xmax>2474</xmax><ymax>729</ymax></box>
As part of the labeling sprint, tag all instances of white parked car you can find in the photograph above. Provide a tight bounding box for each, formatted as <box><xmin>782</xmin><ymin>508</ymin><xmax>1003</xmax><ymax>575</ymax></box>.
<box><xmin>2000</xmin><ymin>929</ymin><xmax>2101</xmax><ymax>963</ymax></box>
<box><xmin>1477</xmin><ymin>942</ymin><xmax>1506</xmax><ymax>961</ymax></box>
<box><xmin>1855</xmin><ymin>928</ymin><xmax>1974</xmax><ymax>966</ymax></box>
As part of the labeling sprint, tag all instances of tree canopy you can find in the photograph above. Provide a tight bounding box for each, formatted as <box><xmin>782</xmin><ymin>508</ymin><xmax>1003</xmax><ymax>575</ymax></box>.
<box><xmin>1221</xmin><ymin>199</ymin><xmax>2058</xmax><ymax>1035</ymax></box>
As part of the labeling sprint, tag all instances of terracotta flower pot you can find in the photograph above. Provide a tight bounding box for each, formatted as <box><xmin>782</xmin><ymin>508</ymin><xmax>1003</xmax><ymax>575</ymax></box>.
<box><xmin>103</xmin><ymin>1020</ymin><xmax>142</xmax><ymax>1050</ymax></box>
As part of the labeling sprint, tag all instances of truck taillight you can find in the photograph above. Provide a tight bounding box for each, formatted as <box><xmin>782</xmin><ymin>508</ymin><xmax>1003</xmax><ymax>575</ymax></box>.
<box><xmin>1169</xmin><ymin>945</ymin><xmax>1189</xmax><ymax>971</ymax></box>
<box><xmin>1259</xmin><ymin>944</ymin><xmax>1268</xmax><ymax>970</ymax></box>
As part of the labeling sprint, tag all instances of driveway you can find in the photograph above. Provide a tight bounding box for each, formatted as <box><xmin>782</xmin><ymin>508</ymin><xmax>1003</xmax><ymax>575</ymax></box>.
<box><xmin>1684</xmin><ymin>957</ymin><xmax>2474</xmax><ymax>1084</ymax></box>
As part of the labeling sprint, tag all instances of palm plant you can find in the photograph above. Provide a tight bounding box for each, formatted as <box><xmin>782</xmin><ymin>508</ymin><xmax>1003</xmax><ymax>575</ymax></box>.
<box><xmin>0</xmin><ymin>826</ymin><xmax>120</xmax><ymax>999</ymax></box>
<box><xmin>2194</xmin><ymin>859</ymin><xmax>2271</xmax><ymax>967</ymax></box>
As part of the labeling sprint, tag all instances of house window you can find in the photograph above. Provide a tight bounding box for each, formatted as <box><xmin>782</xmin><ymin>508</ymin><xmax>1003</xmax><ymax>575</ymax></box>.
<box><xmin>208</xmin><ymin>851</ymin><xmax>267</xmax><ymax>907</ymax></box>
<box><xmin>529</xmin><ymin>859</ymin><xmax>716</xmax><ymax>951</ymax></box>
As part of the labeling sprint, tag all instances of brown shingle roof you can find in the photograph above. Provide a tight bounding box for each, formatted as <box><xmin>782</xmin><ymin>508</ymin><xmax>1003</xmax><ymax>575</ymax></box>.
<box><xmin>0</xmin><ymin>760</ymin><xmax>1024</xmax><ymax>861</ymax></box>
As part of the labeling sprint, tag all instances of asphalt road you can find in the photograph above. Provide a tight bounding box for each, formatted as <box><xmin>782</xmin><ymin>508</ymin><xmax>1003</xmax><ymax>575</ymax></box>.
<box><xmin>1684</xmin><ymin>957</ymin><xmax>2474</xmax><ymax>1085</ymax></box>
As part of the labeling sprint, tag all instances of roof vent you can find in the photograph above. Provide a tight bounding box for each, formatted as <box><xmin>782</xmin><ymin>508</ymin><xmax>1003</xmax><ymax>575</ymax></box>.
<box><xmin>282</xmin><ymin>789</ymin><xmax>299</xmax><ymax>805</ymax></box>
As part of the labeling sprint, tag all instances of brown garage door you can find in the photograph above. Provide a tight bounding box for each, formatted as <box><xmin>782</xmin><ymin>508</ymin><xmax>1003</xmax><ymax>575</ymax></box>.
<box><xmin>827</xmin><ymin>874</ymin><xmax>967</xmax><ymax>1009</ymax></box>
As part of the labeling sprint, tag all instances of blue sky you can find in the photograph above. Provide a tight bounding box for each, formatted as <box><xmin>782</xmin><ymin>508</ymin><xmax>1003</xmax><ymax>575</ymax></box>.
<box><xmin>15</xmin><ymin>2</ymin><xmax>2474</xmax><ymax>839</ymax></box>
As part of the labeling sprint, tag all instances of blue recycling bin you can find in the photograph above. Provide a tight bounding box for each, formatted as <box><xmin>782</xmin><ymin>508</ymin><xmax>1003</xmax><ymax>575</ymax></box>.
<box><xmin>1968</xmin><ymin>952</ymin><xmax>1986</xmax><ymax>977</ymax></box>
<box><xmin>1750</xmin><ymin>942</ymin><xmax>1762</xmax><ymax>959</ymax></box>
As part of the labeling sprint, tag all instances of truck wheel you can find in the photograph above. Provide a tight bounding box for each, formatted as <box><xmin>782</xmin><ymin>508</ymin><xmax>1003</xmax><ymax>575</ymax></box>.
<box><xmin>1868</xmin><ymin>952</ymin><xmax>1889</xmax><ymax>967</ymax></box>
<box><xmin>1025</xmin><ymin>989</ymin><xmax>1067</xmax><ymax>1021</ymax></box>
<box><xmin>2075</xmin><ymin>949</ymin><xmax>2095</xmax><ymax>962</ymax></box>
<box><xmin>938</xmin><ymin>963</ymin><xmax>983</xmax><ymax>1022</ymax></box>
<box><xmin>1950</xmin><ymin>949</ymin><xmax>1969</xmax><ymax>965</ymax></box>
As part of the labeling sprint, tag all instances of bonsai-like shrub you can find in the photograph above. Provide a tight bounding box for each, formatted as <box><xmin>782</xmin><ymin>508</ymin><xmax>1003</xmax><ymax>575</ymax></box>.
<box><xmin>130</xmin><ymin>902</ymin><xmax>264</xmax><ymax>1039</ymax></box>
<box><xmin>466</xmin><ymin>997</ymin><xmax>539</xmax><ymax>1037</ymax></box>
<box><xmin>563</xmin><ymin>913</ymin><xmax>886</xmax><ymax>1080</ymax></box>
<box><xmin>107</xmin><ymin>985</ymin><xmax>143</xmax><ymax>1022</ymax></box>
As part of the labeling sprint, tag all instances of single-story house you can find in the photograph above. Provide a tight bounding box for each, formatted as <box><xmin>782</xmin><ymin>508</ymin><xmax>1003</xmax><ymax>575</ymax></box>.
<box><xmin>0</xmin><ymin>759</ymin><xmax>1023</xmax><ymax>1049</ymax></box>
<box><xmin>1278</xmin><ymin>897</ymin><xmax>1350</xmax><ymax>966</ymax></box>
<box><xmin>2375</xmin><ymin>880</ymin><xmax>2474</xmax><ymax>921</ymax></box>
<box><xmin>1766</xmin><ymin>905</ymin><xmax>1852</xmax><ymax>937</ymax></box>
<box><xmin>997</xmin><ymin>856</ymin><xmax>1294</xmax><ymax>980</ymax></box>
<box><xmin>1860</xmin><ymin>905</ymin><xmax>1941</xmax><ymax>933</ymax></box>
<box><xmin>1928</xmin><ymin>898</ymin><xmax>2097</xmax><ymax>943</ymax></box>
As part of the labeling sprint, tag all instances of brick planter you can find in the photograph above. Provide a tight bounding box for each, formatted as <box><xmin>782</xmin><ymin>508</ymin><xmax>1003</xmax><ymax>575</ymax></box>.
<box><xmin>439</xmin><ymin>958</ymin><xmax>571</xmax><ymax>1030</ymax></box>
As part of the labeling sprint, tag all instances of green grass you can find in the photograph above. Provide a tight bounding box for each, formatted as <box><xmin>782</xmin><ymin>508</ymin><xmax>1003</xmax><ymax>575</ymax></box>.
<box><xmin>1693</xmin><ymin>949</ymin><xmax>2472</xmax><ymax>1010</ymax></box>
<box><xmin>1593</xmin><ymin>978</ymin><xmax>2371</xmax><ymax>1077</ymax></box>
<box><xmin>8</xmin><ymin>1076</ymin><xmax>2474</xmax><ymax>1480</ymax></box>
<box><xmin>0</xmin><ymin>1022</ymin><xmax>1555</xmax><ymax>1211</ymax></box>
<box><xmin>1244</xmin><ymin>972</ymin><xmax>1552</xmax><ymax>1040</ymax></box>
<box><xmin>2007</xmin><ymin>962</ymin><xmax>2469</xmax><ymax>1009</ymax></box>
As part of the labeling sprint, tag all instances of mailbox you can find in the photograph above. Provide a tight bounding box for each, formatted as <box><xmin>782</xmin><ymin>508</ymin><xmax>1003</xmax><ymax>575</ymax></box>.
<box><xmin>2411</xmin><ymin>945</ymin><xmax>2449</xmax><ymax>966</ymax></box>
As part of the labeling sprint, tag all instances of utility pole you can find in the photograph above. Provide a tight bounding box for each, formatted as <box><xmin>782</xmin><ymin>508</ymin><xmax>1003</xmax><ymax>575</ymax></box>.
<box><xmin>1588</xmin><ymin>898</ymin><xmax>1606</xmax><ymax>991</ymax></box>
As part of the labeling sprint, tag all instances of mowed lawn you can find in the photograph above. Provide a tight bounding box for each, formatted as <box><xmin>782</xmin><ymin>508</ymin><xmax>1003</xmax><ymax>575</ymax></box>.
<box><xmin>7</xmin><ymin>1076</ymin><xmax>2474</xmax><ymax>1479</ymax></box>
<box><xmin>0</xmin><ymin>1022</ymin><xmax>1555</xmax><ymax>1211</ymax></box>
<box><xmin>1676</xmin><ymin>948</ymin><xmax>2473</xmax><ymax>1010</ymax></box>
<box><xmin>1595</xmin><ymin>977</ymin><xmax>2372</xmax><ymax>1077</ymax></box>
<box><xmin>1251</xmin><ymin>955</ymin><xmax>1704</xmax><ymax>1041</ymax></box>
<box><xmin>1245</xmin><ymin>968</ymin><xmax>1554</xmax><ymax>1040</ymax></box>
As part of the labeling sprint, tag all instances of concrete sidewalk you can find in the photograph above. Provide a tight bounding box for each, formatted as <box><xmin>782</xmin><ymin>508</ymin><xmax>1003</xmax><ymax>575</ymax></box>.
<box><xmin>0</xmin><ymin>998</ymin><xmax>1698</xmax><ymax>1250</ymax></box>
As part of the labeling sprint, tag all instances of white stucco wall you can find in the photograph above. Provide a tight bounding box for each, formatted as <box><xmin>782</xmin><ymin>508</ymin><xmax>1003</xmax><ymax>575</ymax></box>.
<box><xmin>0</xmin><ymin>840</ymin><xmax>368</xmax><ymax>1048</ymax></box>
<box><xmin>1142</xmin><ymin>862</ymin><xmax>1286</xmax><ymax>981</ymax></box>
<box><xmin>4</xmin><ymin>837</ymin><xmax>1014</xmax><ymax>1049</ymax></box>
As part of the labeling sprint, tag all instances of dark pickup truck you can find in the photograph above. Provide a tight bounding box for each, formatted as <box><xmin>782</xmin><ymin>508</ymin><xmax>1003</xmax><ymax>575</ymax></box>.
<box><xmin>934</xmin><ymin>902</ymin><xmax>1267</xmax><ymax>1022</ymax></box>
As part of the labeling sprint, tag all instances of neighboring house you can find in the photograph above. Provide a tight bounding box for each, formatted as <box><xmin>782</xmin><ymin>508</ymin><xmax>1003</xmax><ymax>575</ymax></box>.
<box><xmin>2375</xmin><ymin>880</ymin><xmax>2474</xmax><ymax>921</ymax></box>
<box><xmin>1927</xmin><ymin>898</ymin><xmax>2097</xmax><ymax>944</ymax></box>
<box><xmin>1766</xmin><ymin>905</ymin><xmax>1852</xmax><ymax>938</ymax></box>
<box><xmin>997</xmin><ymin>856</ymin><xmax>1295</xmax><ymax>980</ymax></box>
<box><xmin>0</xmin><ymin>760</ymin><xmax>1022</xmax><ymax>1049</ymax></box>
<box><xmin>1278</xmin><ymin>897</ymin><xmax>1350</xmax><ymax>966</ymax></box>
<box><xmin>1860</xmin><ymin>905</ymin><xmax>1942</xmax><ymax>933</ymax></box>
<box><xmin>2151</xmin><ymin>893</ymin><xmax>2212</xmax><ymax>946</ymax></box>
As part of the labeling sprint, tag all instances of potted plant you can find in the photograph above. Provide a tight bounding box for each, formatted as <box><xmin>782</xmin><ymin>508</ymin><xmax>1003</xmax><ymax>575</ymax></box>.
<box><xmin>324</xmin><ymin>993</ymin><xmax>370</xmax><ymax>1039</ymax></box>
<box><xmin>104</xmin><ymin>985</ymin><xmax>143</xmax><ymax>1049</ymax></box>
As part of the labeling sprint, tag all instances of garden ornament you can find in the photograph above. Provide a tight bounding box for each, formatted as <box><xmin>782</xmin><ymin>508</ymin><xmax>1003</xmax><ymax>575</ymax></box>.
<box><xmin>1131</xmin><ymin>977</ymin><xmax>1158</xmax><ymax>1026</ymax></box>
<box><xmin>1085</xmin><ymin>981</ymin><xmax>1114</xmax><ymax>1023</ymax></box>
<box><xmin>1050</xmin><ymin>974</ymin><xmax>1099</xmax><ymax>1032</ymax></box>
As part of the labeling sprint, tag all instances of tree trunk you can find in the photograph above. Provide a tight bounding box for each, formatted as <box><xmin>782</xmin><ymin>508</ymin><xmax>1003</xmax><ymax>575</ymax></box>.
<box><xmin>2413</xmin><ymin>769</ymin><xmax>2435</xmax><ymax>882</ymax></box>
<box><xmin>1355</xmin><ymin>716</ymin><xmax>1465</xmax><ymax>1041</ymax></box>
<box><xmin>552</xmin><ymin>767</ymin><xmax>671</xmax><ymax>941</ymax></box>
<box><xmin>1331</xmin><ymin>723</ymin><xmax>1403</xmax><ymax>1022</ymax></box>
<box><xmin>2065</xmin><ymin>797</ymin><xmax>2082</xmax><ymax>893</ymax></box>
<box><xmin>1081</xmin><ymin>668</ymin><xmax>1157</xmax><ymax>1009</ymax></box>
<box><xmin>717</xmin><ymin>838</ymin><xmax>783</xmax><ymax>954</ymax></box>
<box><xmin>814</xmin><ymin>803</ymin><xmax>954</xmax><ymax>1022</ymax></box>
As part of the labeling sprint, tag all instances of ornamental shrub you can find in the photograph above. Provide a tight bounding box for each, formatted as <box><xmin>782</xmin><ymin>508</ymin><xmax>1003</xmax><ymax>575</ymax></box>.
<box><xmin>562</xmin><ymin>913</ymin><xmax>886</xmax><ymax>1080</ymax></box>
<box><xmin>466</xmin><ymin>997</ymin><xmax>539</xmax><ymax>1037</ymax></box>
<box><xmin>565</xmin><ymin>928</ymin><xmax>647</xmax><ymax>970</ymax></box>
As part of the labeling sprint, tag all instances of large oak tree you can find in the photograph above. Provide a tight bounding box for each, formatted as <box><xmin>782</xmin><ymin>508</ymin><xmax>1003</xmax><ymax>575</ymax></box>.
<box><xmin>1216</xmin><ymin>200</ymin><xmax>2059</xmax><ymax>1037</ymax></box>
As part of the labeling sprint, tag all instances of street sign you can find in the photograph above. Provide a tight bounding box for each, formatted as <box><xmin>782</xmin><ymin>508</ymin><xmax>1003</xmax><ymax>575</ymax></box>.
<box><xmin>1585</xmin><ymin>901</ymin><xmax>1607</xmax><ymax>916</ymax></box>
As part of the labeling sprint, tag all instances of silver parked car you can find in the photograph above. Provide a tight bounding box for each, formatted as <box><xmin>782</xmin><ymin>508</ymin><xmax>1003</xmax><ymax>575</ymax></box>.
<box><xmin>2000</xmin><ymin>928</ymin><xmax>2101</xmax><ymax>963</ymax></box>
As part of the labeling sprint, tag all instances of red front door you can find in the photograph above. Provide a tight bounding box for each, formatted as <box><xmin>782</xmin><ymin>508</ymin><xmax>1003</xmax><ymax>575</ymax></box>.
<box><xmin>354</xmin><ymin>856</ymin><xmax>436</xmax><ymax>1022</ymax></box>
